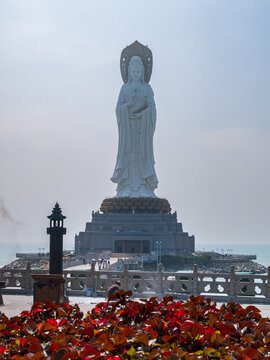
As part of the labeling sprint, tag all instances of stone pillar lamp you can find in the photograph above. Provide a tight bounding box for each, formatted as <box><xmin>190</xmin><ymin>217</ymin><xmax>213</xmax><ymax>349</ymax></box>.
<box><xmin>32</xmin><ymin>203</ymin><xmax>67</xmax><ymax>304</ymax></box>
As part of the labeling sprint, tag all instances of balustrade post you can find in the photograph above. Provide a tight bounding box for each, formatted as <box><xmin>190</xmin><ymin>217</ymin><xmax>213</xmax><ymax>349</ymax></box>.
<box><xmin>158</xmin><ymin>263</ymin><xmax>163</xmax><ymax>295</ymax></box>
<box><xmin>123</xmin><ymin>263</ymin><xmax>129</xmax><ymax>291</ymax></box>
<box><xmin>229</xmin><ymin>265</ymin><xmax>235</xmax><ymax>298</ymax></box>
<box><xmin>24</xmin><ymin>262</ymin><xmax>32</xmax><ymax>292</ymax></box>
<box><xmin>89</xmin><ymin>262</ymin><xmax>96</xmax><ymax>294</ymax></box>
<box><xmin>192</xmin><ymin>264</ymin><xmax>198</xmax><ymax>296</ymax></box>
<box><xmin>267</xmin><ymin>267</ymin><xmax>270</xmax><ymax>298</ymax></box>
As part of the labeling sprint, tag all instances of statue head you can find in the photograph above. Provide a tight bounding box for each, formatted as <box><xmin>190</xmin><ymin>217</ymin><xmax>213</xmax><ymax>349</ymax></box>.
<box><xmin>128</xmin><ymin>56</ymin><xmax>145</xmax><ymax>83</ymax></box>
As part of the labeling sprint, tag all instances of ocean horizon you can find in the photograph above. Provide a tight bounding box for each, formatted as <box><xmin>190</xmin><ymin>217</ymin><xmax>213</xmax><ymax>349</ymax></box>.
<box><xmin>0</xmin><ymin>243</ymin><xmax>270</xmax><ymax>267</ymax></box>
<box><xmin>196</xmin><ymin>243</ymin><xmax>270</xmax><ymax>268</ymax></box>
<box><xmin>0</xmin><ymin>242</ymin><xmax>72</xmax><ymax>268</ymax></box>
<box><xmin>0</xmin><ymin>242</ymin><xmax>269</xmax><ymax>268</ymax></box>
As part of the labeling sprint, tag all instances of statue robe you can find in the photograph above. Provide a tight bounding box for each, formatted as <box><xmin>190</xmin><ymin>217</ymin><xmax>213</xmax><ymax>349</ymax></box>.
<box><xmin>111</xmin><ymin>82</ymin><xmax>158</xmax><ymax>197</ymax></box>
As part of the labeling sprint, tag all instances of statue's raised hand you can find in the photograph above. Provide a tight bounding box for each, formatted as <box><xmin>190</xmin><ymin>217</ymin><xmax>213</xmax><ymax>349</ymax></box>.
<box><xmin>131</xmin><ymin>112</ymin><xmax>141</xmax><ymax>119</ymax></box>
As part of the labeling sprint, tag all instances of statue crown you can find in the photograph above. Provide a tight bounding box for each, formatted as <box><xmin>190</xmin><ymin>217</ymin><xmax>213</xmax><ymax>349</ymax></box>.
<box><xmin>120</xmin><ymin>41</ymin><xmax>153</xmax><ymax>84</ymax></box>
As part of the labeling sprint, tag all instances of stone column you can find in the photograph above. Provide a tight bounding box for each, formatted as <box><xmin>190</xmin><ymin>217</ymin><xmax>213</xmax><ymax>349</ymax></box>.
<box><xmin>192</xmin><ymin>264</ymin><xmax>198</xmax><ymax>296</ymax></box>
<box><xmin>47</xmin><ymin>203</ymin><xmax>66</xmax><ymax>275</ymax></box>
<box><xmin>24</xmin><ymin>262</ymin><xmax>32</xmax><ymax>292</ymax></box>
<box><xmin>229</xmin><ymin>265</ymin><xmax>235</xmax><ymax>298</ymax></box>
<box><xmin>158</xmin><ymin>263</ymin><xmax>163</xmax><ymax>295</ymax></box>
<box><xmin>89</xmin><ymin>262</ymin><xmax>96</xmax><ymax>295</ymax></box>
<box><xmin>0</xmin><ymin>281</ymin><xmax>5</xmax><ymax>305</ymax></box>
<box><xmin>267</xmin><ymin>267</ymin><xmax>270</xmax><ymax>298</ymax></box>
<box><xmin>123</xmin><ymin>263</ymin><xmax>129</xmax><ymax>291</ymax></box>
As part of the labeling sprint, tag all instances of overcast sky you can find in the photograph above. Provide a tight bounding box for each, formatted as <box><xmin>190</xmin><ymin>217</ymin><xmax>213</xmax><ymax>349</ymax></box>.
<box><xmin>0</xmin><ymin>0</ymin><xmax>269</xmax><ymax>252</ymax></box>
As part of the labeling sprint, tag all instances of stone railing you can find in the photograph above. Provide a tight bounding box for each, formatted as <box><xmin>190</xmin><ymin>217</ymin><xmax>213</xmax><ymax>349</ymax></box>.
<box><xmin>0</xmin><ymin>264</ymin><xmax>270</xmax><ymax>304</ymax></box>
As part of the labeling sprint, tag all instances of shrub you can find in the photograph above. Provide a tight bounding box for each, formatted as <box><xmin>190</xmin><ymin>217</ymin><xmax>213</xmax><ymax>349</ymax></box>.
<box><xmin>0</xmin><ymin>291</ymin><xmax>269</xmax><ymax>359</ymax></box>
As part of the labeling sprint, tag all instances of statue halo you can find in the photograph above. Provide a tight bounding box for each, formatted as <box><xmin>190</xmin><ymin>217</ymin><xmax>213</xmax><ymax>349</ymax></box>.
<box><xmin>120</xmin><ymin>40</ymin><xmax>153</xmax><ymax>84</ymax></box>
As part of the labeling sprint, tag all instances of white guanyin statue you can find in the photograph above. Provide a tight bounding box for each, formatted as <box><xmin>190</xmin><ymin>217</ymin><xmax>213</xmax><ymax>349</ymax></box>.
<box><xmin>111</xmin><ymin>41</ymin><xmax>158</xmax><ymax>198</ymax></box>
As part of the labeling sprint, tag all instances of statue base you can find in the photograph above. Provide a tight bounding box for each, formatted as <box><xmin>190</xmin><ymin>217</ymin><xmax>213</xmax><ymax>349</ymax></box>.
<box><xmin>100</xmin><ymin>197</ymin><xmax>171</xmax><ymax>214</ymax></box>
<box><xmin>75</xmin><ymin>210</ymin><xmax>195</xmax><ymax>255</ymax></box>
<box><xmin>75</xmin><ymin>197</ymin><xmax>194</xmax><ymax>256</ymax></box>
<box><xmin>31</xmin><ymin>274</ymin><xmax>66</xmax><ymax>305</ymax></box>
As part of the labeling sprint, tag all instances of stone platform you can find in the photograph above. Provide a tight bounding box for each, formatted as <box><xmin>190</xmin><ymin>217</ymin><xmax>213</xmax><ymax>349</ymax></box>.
<box><xmin>75</xmin><ymin>207</ymin><xmax>194</xmax><ymax>255</ymax></box>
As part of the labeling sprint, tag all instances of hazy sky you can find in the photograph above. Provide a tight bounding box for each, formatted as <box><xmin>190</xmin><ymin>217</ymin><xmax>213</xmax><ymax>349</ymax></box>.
<box><xmin>0</xmin><ymin>0</ymin><xmax>269</xmax><ymax>252</ymax></box>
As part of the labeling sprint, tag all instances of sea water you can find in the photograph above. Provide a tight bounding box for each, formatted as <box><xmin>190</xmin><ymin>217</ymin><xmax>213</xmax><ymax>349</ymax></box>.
<box><xmin>0</xmin><ymin>241</ymin><xmax>73</xmax><ymax>268</ymax></box>
<box><xmin>0</xmin><ymin>242</ymin><xmax>269</xmax><ymax>268</ymax></box>
<box><xmin>196</xmin><ymin>243</ymin><xmax>270</xmax><ymax>268</ymax></box>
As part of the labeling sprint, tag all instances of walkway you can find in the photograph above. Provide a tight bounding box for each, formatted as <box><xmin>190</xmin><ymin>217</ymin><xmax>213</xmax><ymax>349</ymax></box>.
<box><xmin>65</xmin><ymin>256</ymin><xmax>119</xmax><ymax>271</ymax></box>
<box><xmin>0</xmin><ymin>294</ymin><xmax>104</xmax><ymax>318</ymax></box>
<box><xmin>1</xmin><ymin>294</ymin><xmax>270</xmax><ymax>319</ymax></box>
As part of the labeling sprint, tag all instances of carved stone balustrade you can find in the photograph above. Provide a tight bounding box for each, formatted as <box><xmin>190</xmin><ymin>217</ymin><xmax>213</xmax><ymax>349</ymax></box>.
<box><xmin>0</xmin><ymin>264</ymin><xmax>269</xmax><ymax>304</ymax></box>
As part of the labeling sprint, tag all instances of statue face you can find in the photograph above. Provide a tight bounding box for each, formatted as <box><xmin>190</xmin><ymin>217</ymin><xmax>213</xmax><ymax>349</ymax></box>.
<box><xmin>130</xmin><ymin>64</ymin><xmax>142</xmax><ymax>81</ymax></box>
